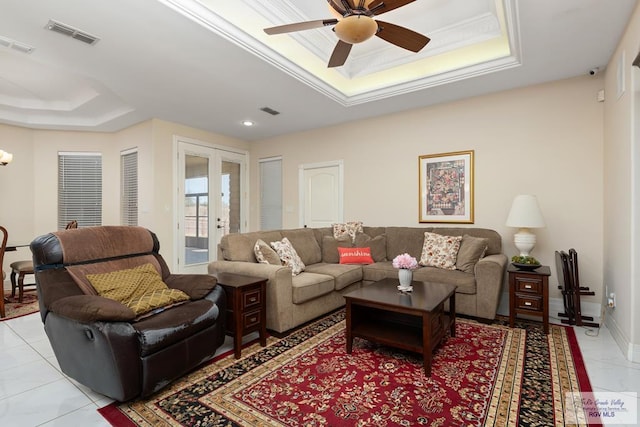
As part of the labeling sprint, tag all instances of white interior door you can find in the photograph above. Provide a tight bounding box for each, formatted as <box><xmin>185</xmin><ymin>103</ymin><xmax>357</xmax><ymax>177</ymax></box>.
<box><xmin>299</xmin><ymin>161</ymin><xmax>343</xmax><ymax>228</ymax></box>
<box><xmin>176</xmin><ymin>140</ymin><xmax>247</xmax><ymax>273</ymax></box>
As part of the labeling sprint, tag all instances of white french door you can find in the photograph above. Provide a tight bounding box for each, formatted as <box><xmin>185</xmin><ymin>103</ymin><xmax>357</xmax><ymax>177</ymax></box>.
<box><xmin>176</xmin><ymin>139</ymin><xmax>247</xmax><ymax>273</ymax></box>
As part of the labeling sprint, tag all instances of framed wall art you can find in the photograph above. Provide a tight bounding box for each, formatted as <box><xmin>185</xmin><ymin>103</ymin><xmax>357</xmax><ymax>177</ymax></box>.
<box><xmin>419</xmin><ymin>150</ymin><xmax>474</xmax><ymax>223</ymax></box>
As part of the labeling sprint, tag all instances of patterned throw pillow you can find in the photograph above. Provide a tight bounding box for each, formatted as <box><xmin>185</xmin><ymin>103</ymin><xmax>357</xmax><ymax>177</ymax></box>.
<box><xmin>87</xmin><ymin>263</ymin><xmax>189</xmax><ymax>316</ymax></box>
<box><xmin>332</xmin><ymin>221</ymin><xmax>363</xmax><ymax>243</ymax></box>
<box><xmin>270</xmin><ymin>237</ymin><xmax>305</xmax><ymax>276</ymax></box>
<box><xmin>254</xmin><ymin>239</ymin><xmax>282</xmax><ymax>265</ymax></box>
<box><xmin>419</xmin><ymin>232</ymin><xmax>463</xmax><ymax>270</ymax></box>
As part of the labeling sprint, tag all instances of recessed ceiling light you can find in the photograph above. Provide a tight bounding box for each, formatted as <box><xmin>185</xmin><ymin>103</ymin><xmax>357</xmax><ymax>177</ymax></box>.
<box><xmin>242</xmin><ymin>120</ymin><xmax>255</xmax><ymax>127</ymax></box>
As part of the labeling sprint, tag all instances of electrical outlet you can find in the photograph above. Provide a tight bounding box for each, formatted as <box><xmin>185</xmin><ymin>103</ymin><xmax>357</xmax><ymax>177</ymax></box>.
<box><xmin>607</xmin><ymin>293</ymin><xmax>616</xmax><ymax>308</ymax></box>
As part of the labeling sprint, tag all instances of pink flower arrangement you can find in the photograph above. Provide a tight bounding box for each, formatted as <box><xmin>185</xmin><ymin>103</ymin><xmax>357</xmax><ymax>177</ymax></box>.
<box><xmin>392</xmin><ymin>253</ymin><xmax>418</xmax><ymax>270</ymax></box>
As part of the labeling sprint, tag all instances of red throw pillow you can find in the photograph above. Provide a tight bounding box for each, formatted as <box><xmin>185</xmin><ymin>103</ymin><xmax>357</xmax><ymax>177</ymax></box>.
<box><xmin>338</xmin><ymin>247</ymin><xmax>374</xmax><ymax>264</ymax></box>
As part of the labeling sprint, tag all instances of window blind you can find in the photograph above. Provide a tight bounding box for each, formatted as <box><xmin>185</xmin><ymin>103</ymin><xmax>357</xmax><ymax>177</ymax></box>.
<box><xmin>259</xmin><ymin>157</ymin><xmax>282</xmax><ymax>231</ymax></box>
<box><xmin>58</xmin><ymin>152</ymin><xmax>102</xmax><ymax>229</ymax></box>
<box><xmin>121</xmin><ymin>149</ymin><xmax>138</xmax><ymax>226</ymax></box>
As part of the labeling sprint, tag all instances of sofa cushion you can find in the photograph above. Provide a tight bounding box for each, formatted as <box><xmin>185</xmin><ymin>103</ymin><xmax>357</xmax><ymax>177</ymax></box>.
<box><xmin>221</xmin><ymin>233</ymin><xmax>257</xmax><ymax>262</ymax></box>
<box><xmin>291</xmin><ymin>273</ymin><xmax>335</xmax><ymax>303</ymax></box>
<box><xmin>362</xmin><ymin>263</ymin><xmax>477</xmax><ymax>294</ymax></box>
<box><xmin>321</xmin><ymin>235</ymin><xmax>352</xmax><ymax>263</ymax></box>
<box><xmin>254</xmin><ymin>239</ymin><xmax>282</xmax><ymax>265</ymax></box>
<box><xmin>338</xmin><ymin>247</ymin><xmax>374</xmax><ymax>264</ymax></box>
<box><xmin>385</xmin><ymin>227</ymin><xmax>432</xmax><ymax>261</ymax></box>
<box><xmin>419</xmin><ymin>232</ymin><xmax>462</xmax><ymax>270</ymax></box>
<box><xmin>86</xmin><ymin>263</ymin><xmax>190</xmax><ymax>316</ymax></box>
<box><xmin>271</xmin><ymin>237</ymin><xmax>306</xmax><ymax>276</ymax></box>
<box><xmin>456</xmin><ymin>235</ymin><xmax>489</xmax><ymax>273</ymax></box>
<box><xmin>281</xmin><ymin>228</ymin><xmax>322</xmax><ymax>265</ymax></box>
<box><xmin>362</xmin><ymin>261</ymin><xmax>398</xmax><ymax>282</ymax></box>
<box><xmin>305</xmin><ymin>263</ymin><xmax>363</xmax><ymax>291</ymax></box>
<box><xmin>354</xmin><ymin>233</ymin><xmax>387</xmax><ymax>262</ymax></box>
<box><xmin>412</xmin><ymin>267</ymin><xmax>476</xmax><ymax>294</ymax></box>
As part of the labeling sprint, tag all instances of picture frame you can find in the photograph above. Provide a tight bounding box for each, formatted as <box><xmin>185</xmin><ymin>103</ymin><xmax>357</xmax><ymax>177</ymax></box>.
<box><xmin>419</xmin><ymin>150</ymin><xmax>474</xmax><ymax>223</ymax></box>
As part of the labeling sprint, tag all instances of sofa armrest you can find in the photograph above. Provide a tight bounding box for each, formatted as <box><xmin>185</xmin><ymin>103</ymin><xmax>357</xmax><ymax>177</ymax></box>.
<box><xmin>50</xmin><ymin>295</ymin><xmax>136</xmax><ymax>322</ymax></box>
<box><xmin>474</xmin><ymin>254</ymin><xmax>508</xmax><ymax>320</ymax></box>
<box><xmin>208</xmin><ymin>260</ymin><xmax>294</xmax><ymax>332</ymax></box>
<box><xmin>164</xmin><ymin>274</ymin><xmax>217</xmax><ymax>300</ymax></box>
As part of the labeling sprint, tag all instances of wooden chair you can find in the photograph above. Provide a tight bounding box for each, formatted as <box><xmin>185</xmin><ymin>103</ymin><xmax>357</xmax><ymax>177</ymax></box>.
<box><xmin>567</xmin><ymin>248</ymin><xmax>597</xmax><ymax>327</ymax></box>
<box><xmin>556</xmin><ymin>251</ymin><xmax>574</xmax><ymax>323</ymax></box>
<box><xmin>0</xmin><ymin>226</ymin><xmax>7</xmax><ymax>318</ymax></box>
<box><xmin>555</xmin><ymin>249</ymin><xmax>598</xmax><ymax>327</ymax></box>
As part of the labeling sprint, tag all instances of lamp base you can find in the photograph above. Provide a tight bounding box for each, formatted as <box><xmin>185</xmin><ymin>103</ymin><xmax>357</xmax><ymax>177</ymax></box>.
<box><xmin>513</xmin><ymin>228</ymin><xmax>536</xmax><ymax>257</ymax></box>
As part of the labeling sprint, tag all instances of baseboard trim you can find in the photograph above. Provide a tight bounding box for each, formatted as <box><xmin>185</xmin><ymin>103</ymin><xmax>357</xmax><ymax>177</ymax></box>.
<box><xmin>604</xmin><ymin>311</ymin><xmax>639</xmax><ymax>363</ymax></box>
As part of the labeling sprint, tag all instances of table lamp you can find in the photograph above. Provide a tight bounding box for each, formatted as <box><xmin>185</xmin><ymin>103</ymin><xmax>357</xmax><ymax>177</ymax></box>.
<box><xmin>506</xmin><ymin>195</ymin><xmax>545</xmax><ymax>256</ymax></box>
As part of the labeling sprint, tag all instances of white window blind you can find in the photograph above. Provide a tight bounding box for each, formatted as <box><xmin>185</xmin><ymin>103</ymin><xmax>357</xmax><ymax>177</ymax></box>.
<box><xmin>121</xmin><ymin>149</ymin><xmax>138</xmax><ymax>226</ymax></box>
<box><xmin>259</xmin><ymin>157</ymin><xmax>282</xmax><ymax>230</ymax></box>
<box><xmin>58</xmin><ymin>152</ymin><xmax>102</xmax><ymax>229</ymax></box>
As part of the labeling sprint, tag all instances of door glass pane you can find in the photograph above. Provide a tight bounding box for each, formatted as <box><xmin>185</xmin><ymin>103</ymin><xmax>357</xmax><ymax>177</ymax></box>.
<box><xmin>184</xmin><ymin>154</ymin><xmax>209</xmax><ymax>265</ymax></box>
<box><xmin>220</xmin><ymin>160</ymin><xmax>241</xmax><ymax>235</ymax></box>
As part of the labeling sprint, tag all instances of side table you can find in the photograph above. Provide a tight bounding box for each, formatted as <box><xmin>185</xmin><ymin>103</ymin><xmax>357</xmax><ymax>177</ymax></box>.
<box><xmin>215</xmin><ymin>272</ymin><xmax>267</xmax><ymax>359</ymax></box>
<box><xmin>508</xmin><ymin>264</ymin><xmax>551</xmax><ymax>334</ymax></box>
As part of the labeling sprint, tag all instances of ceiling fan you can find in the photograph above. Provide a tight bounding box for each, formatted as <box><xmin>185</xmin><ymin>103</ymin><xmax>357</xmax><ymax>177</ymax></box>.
<box><xmin>264</xmin><ymin>0</ymin><xmax>430</xmax><ymax>68</ymax></box>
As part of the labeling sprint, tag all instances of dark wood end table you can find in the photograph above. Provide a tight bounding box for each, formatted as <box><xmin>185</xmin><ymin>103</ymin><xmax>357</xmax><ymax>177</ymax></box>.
<box><xmin>344</xmin><ymin>278</ymin><xmax>457</xmax><ymax>376</ymax></box>
<box><xmin>508</xmin><ymin>264</ymin><xmax>551</xmax><ymax>334</ymax></box>
<box><xmin>215</xmin><ymin>272</ymin><xmax>267</xmax><ymax>359</ymax></box>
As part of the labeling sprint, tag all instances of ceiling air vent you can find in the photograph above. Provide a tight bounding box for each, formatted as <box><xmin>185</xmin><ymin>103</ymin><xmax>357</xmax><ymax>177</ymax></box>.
<box><xmin>0</xmin><ymin>35</ymin><xmax>34</xmax><ymax>54</ymax></box>
<box><xmin>46</xmin><ymin>19</ymin><xmax>100</xmax><ymax>45</ymax></box>
<box><xmin>260</xmin><ymin>107</ymin><xmax>280</xmax><ymax>116</ymax></box>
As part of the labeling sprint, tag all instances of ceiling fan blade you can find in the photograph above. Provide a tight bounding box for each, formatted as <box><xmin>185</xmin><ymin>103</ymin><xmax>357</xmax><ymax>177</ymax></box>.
<box><xmin>327</xmin><ymin>0</ymin><xmax>347</xmax><ymax>16</ymax></box>
<box><xmin>375</xmin><ymin>20</ymin><xmax>430</xmax><ymax>52</ymax></box>
<box><xmin>264</xmin><ymin>19</ymin><xmax>338</xmax><ymax>35</ymax></box>
<box><xmin>342</xmin><ymin>0</ymin><xmax>357</xmax><ymax>10</ymax></box>
<box><xmin>368</xmin><ymin>0</ymin><xmax>416</xmax><ymax>15</ymax></box>
<box><xmin>328</xmin><ymin>40</ymin><xmax>353</xmax><ymax>67</ymax></box>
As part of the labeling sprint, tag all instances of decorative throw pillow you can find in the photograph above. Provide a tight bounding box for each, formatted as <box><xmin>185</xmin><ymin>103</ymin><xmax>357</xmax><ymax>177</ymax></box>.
<box><xmin>354</xmin><ymin>233</ymin><xmax>387</xmax><ymax>262</ymax></box>
<box><xmin>322</xmin><ymin>235</ymin><xmax>352</xmax><ymax>263</ymax></box>
<box><xmin>332</xmin><ymin>221</ymin><xmax>363</xmax><ymax>243</ymax></box>
<box><xmin>86</xmin><ymin>263</ymin><xmax>190</xmax><ymax>316</ymax></box>
<box><xmin>419</xmin><ymin>232</ymin><xmax>462</xmax><ymax>270</ymax></box>
<box><xmin>270</xmin><ymin>237</ymin><xmax>306</xmax><ymax>276</ymax></box>
<box><xmin>254</xmin><ymin>239</ymin><xmax>282</xmax><ymax>265</ymax></box>
<box><xmin>338</xmin><ymin>247</ymin><xmax>374</xmax><ymax>264</ymax></box>
<box><xmin>456</xmin><ymin>235</ymin><xmax>489</xmax><ymax>273</ymax></box>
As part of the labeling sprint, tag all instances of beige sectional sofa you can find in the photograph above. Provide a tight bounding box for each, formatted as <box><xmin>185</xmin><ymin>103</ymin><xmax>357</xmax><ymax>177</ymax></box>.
<box><xmin>208</xmin><ymin>226</ymin><xmax>508</xmax><ymax>333</ymax></box>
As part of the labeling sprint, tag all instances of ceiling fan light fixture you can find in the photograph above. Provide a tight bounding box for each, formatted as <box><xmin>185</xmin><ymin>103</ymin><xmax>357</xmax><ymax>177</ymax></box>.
<box><xmin>334</xmin><ymin>15</ymin><xmax>378</xmax><ymax>44</ymax></box>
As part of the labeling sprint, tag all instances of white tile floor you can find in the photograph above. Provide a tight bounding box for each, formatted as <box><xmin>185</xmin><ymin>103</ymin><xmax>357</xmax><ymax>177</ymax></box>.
<box><xmin>1</xmin><ymin>312</ymin><xmax>638</xmax><ymax>427</ymax></box>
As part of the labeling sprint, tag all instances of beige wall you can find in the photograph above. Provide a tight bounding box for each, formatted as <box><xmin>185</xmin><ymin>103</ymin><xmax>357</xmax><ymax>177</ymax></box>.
<box><xmin>603</xmin><ymin>1</ymin><xmax>640</xmax><ymax>360</ymax></box>
<box><xmin>0</xmin><ymin>119</ymin><xmax>248</xmax><ymax>277</ymax></box>
<box><xmin>250</xmin><ymin>75</ymin><xmax>605</xmax><ymax>307</ymax></box>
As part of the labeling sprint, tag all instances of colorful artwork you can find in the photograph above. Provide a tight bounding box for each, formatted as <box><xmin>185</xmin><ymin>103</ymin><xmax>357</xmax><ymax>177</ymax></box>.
<box><xmin>419</xmin><ymin>151</ymin><xmax>474</xmax><ymax>223</ymax></box>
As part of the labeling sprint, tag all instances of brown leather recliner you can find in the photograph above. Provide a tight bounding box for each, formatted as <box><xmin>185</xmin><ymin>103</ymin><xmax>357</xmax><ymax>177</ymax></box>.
<box><xmin>30</xmin><ymin>226</ymin><xmax>226</xmax><ymax>402</ymax></box>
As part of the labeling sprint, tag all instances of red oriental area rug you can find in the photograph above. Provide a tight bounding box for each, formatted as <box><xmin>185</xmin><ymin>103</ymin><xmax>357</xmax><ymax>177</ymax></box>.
<box><xmin>99</xmin><ymin>310</ymin><xmax>597</xmax><ymax>426</ymax></box>
<box><xmin>1</xmin><ymin>291</ymin><xmax>39</xmax><ymax>321</ymax></box>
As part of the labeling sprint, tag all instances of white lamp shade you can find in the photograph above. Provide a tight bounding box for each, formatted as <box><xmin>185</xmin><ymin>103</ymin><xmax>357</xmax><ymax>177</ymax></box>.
<box><xmin>0</xmin><ymin>150</ymin><xmax>13</xmax><ymax>165</ymax></box>
<box><xmin>506</xmin><ymin>195</ymin><xmax>545</xmax><ymax>228</ymax></box>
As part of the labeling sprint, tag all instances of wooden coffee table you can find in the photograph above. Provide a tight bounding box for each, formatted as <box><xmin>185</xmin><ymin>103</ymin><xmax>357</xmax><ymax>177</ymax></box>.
<box><xmin>344</xmin><ymin>278</ymin><xmax>456</xmax><ymax>375</ymax></box>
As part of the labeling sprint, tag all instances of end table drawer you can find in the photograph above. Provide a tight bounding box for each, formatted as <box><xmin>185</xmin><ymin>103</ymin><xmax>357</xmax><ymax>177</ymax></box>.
<box><xmin>243</xmin><ymin>310</ymin><xmax>262</xmax><ymax>331</ymax></box>
<box><xmin>243</xmin><ymin>290</ymin><xmax>262</xmax><ymax>309</ymax></box>
<box><xmin>516</xmin><ymin>295</ymin><xmax>542</xmax><ymax>311</ymax></box>
<box><xmin>516</xmin><ymin>279</ymin><xmax>542</xmax><ymax>294</ymax></box>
